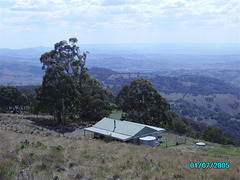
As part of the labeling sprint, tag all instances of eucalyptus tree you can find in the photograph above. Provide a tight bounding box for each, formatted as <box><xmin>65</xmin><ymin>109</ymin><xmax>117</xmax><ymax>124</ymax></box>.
<box><xmin>39</xmin><ymin>38</ymin><xmax>87</xmax><ymax>124</ymax></box>
<box><xmin>116</xmin><ymin>78</ymin><xmax>171</xmax><ymax>127</ymax></box>
<box><xmin>39</xmin><ymin>38</ymin><xmax>113</xmax><ymax>125</ymax></box>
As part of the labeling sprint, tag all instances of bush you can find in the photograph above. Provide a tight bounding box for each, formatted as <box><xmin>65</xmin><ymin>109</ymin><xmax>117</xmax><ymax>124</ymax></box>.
<box><xmin>109</xmin><ymin>104</ymin><xmax>117</xmax><ymax>111</ymax></box>
<box><xmin>203</xmin><ymin>126</ymin><xmax>227</xmax><ymax>144</ymax></box>
<box><xmin>50</xmin><ymin>145</ymin><xmax>65</xmax><ymax>151</ymax></box>
<box><xmin>0</xmin><ymin>108</ymin><xmax>7</xmax><ymax>113</ymax></box>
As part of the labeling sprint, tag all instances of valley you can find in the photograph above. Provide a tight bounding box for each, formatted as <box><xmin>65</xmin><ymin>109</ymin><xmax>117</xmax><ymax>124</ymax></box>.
<box><xmin>0</xmin><ymin>46</ymin><xmax>240</xmax><ymax>141</ymax></box>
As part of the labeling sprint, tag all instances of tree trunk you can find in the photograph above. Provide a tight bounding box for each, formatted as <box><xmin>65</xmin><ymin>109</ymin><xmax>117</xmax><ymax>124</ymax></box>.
<box><xmin>57</xmin><ymin>111</ymin><xmax>62</xmax><ymax>125</ymax></box>
<box><xmin>62</xmin><ymin>98</ymin><xmax>65</xmax><ymax>134</ymax></box>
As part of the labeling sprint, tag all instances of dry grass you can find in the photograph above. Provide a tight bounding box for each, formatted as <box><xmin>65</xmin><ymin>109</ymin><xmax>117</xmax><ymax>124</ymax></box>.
<box><xmin>0</xmin><ymin>114</ymin><xmax>240</xmax><ymax>179</ymax></box>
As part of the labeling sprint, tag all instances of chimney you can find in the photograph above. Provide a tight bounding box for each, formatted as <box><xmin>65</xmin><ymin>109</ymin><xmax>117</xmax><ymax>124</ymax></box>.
<box><xmin>113</xmin><ymin>120</ymin><xmax>116</xmax><ymax>132</ymax></box>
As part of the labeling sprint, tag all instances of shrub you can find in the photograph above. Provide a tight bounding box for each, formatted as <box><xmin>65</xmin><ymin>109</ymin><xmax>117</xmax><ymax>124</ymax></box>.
<box><xmin>50</xmin><ymin>145</ymin><xmax>65</xmax><ymax>151</ymax></box>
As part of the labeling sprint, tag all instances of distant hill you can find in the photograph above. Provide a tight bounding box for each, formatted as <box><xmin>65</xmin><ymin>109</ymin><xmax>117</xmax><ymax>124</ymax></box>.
<box><xmin>0</xmin><ymin>61</ymin><xmax>43</xmax><ymax>86</ymax></box>
<box><xmin>0</xmin><ymin>47</ymin><xmax>51</xmax><ymax>63</ymax></box>
<box><xmin>89</xmin><ymin>67</ymin><xmax>240</xmax><ymax>115</ymax></box>
<box><xmin>0</xmin><ymin>47</ymin><xmax>47</xmax><ymax>86</ymax></box>
<box><xmin>89</xmin><ymin>67</ymin><xmax>240</xmax><ymax>97</ymax></box>
<box><xmin>1</xmin><ymin>46</ymin><xmax>240</xmax><ymax>87</ymax></box>
<box><xmin>89</xmin><ymin>67</ymin><xmax>240</xmax><ymax>140</ymax></box>
<box><xmin>89</xmin><ymin>67</ymin><xmax>117</xmax><ymax>80</ymax></box>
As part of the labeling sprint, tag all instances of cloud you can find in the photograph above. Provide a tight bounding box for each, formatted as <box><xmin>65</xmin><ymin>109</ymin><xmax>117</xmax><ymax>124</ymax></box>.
<box><xmin>101</xmin><ymin>0</ymin><xmax>150</xmax><ymax>6</ymax></box>
<box><xmin>159</xmin><ymin>0</ymin><xmax>186</xmax><ymax>9</ymax></box>
<box><xmin>1</xmin><ymin>0</ymin><xmax>239</xmax><ymax>48</ymax></box>
<box><xmin>7</xmin><ymin>0</ymin><xmax>239</xmax><ymax>27</ymax></box>
<box><xmin>5</xmin><ymin>0</ymin><xmax>240</xmax><ymax>31</ymax></box>
<box><xmin>3</xmin><ymin>16</ymin><xmax>30</xmax><ymax>24</ymax></box>
<box><xmin>10</xmin><ymin>0</ymin><xmax>66</xmax><ymax>10</ymax></box>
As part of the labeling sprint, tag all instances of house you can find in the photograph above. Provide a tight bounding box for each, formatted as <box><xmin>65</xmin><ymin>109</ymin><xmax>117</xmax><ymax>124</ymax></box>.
<box><xmin>84</xmin><ymin>117</ymin><xmax>165</xmax><ymax>144</ymax></box>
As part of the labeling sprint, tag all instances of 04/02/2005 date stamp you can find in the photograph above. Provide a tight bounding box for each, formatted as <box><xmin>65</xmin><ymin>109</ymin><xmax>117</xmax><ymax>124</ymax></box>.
<box><xmin>189</xmin><ymin>162</ymin><xmax>230</xmax><ymax>169</ymax></box>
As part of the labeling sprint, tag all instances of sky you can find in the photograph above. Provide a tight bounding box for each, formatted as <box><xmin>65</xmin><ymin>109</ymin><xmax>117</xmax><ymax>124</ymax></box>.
<box><xmin>0</xmin><ymin>0</ymin><xmax>239</xmax><ymax>49</ymax></box>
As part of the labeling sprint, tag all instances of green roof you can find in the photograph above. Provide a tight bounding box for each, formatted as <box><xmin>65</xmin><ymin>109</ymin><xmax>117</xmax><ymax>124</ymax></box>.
<box><xmin>84</xmin><ymin>117</ymin><xmax>165</xmax><ymax>141</ymax></box>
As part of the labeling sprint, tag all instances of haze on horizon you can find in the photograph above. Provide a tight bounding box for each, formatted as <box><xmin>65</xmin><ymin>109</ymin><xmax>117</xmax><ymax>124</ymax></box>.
<box><xmin>0</xmin><ymin>0</ymin><xmax>239</xmax><ymax>49</ymax></box>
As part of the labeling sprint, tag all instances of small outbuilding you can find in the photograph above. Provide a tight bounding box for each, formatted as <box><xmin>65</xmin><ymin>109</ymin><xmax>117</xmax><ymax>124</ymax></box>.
<box><xmin>84</xmin><ymin>117</ymin><xmax>165</xmax><ymax>145</ymax></box>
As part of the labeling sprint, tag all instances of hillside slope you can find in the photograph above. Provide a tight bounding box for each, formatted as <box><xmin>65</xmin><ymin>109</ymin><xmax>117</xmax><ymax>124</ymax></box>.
<box><xmin>0</xmin><ymin>115</ymin><xmax>239</xmax><ymax>180</ymax></box>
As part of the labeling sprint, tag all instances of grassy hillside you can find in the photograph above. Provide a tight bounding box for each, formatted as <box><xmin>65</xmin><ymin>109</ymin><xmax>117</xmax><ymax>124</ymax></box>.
<box><xmin>0</xmin><ymin>114</ymin><xmax>240</xmax><ymax>179</ymax></box>
<box><xmin>158</xmin><ymin>69</ymin><xmax>240</xmax><ymax>88</ymax></box>
<box><xmin>161</xmin><ymin>93</ymin><xmax>240</xmax><ymax>116</ymax></box>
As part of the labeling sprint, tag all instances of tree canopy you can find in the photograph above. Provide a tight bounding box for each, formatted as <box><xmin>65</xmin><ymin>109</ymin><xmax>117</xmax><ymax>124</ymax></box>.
<box><xmin>0</xmin><ymin>85</ymin><xmax>37</xmax><ymax>113</ymax></box>
<box><xmin>38</xmin><ymin>38</ymin><xmax>113</xmax><ymax>125</ymax></box>
<box><xmin>202</xmin><ymin>126</ymin><xmax>229</xmax><ymax>144</ymax></box>
<box><xmin>116</xmin><ymin>78</ymin><xmax>171</xmax><ymax>127</ymax></box>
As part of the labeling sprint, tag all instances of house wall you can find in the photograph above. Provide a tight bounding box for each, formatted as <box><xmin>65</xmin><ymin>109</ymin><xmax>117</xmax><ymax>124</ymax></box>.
<box><xmin>133</xmin><ymin>127</ymin><xmax>158</xmax><ymax>139</ymax></box>
<box><xmin>128</xmin><ymin>127</ymin><xmax>160</xmax><ymax>144</ymax></box>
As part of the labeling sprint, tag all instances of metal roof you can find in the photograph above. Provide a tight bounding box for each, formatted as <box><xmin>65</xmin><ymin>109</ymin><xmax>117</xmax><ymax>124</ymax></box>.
<box><xmin>84</xmin><ymin>117</ymin><xmax>165</xmax><ymax>141</ymax></box>
<box><xmin>84</xmin><ymin>126</ymin><xmax>132</xmax><ymax>141</ymax></box>
<box><xmin>122</xmin><ymin>121</ymin><xmax>165</xmax><ymax>132</ymax></box>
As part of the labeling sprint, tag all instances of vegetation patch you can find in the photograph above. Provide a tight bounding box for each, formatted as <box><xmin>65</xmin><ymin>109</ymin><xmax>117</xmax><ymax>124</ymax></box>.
<box><xmin>50</xmin><ymin>145</ymin><xmax>65</xmax><ymax>151</ymax></box>
<box><xmin>0</xmin><ymin>124</ymin><xmax>240</xmax><ymax>179</ymax></box>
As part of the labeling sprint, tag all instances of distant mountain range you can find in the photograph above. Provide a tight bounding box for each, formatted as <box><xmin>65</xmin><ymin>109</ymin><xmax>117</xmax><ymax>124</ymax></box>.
<box><xmin>0</xmin><ymin>45</ymin><xmax>239</xmax><ymax>86</ymax></box>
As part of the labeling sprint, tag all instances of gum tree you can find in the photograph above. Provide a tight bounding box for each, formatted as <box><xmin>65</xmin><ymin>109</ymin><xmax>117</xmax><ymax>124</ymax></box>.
<box><xmin>116</xmin><ymin>78</ymin><xmax>171</xmax><ymax>127</ymax></box>
<box><xmin>39</xmin><ymin>38</ymin><xmax>113</xmax><ymax>126</ymax></box>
